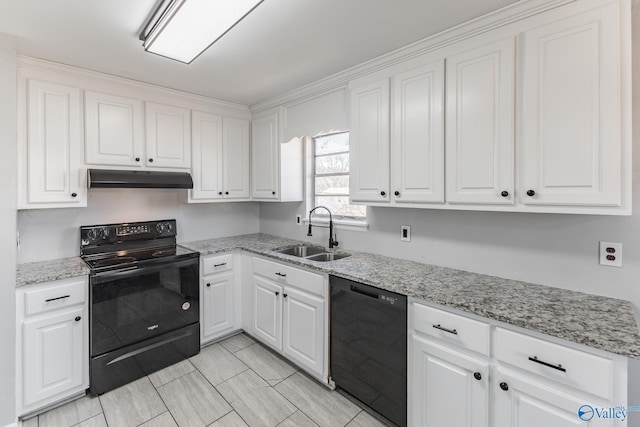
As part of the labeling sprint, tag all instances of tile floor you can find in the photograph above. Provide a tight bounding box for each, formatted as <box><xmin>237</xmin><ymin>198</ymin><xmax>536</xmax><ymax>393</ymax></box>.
<box><xmin>23</xmin><ymin>333</ymin><xmax>390</xmax><ymax>427</ymax></box>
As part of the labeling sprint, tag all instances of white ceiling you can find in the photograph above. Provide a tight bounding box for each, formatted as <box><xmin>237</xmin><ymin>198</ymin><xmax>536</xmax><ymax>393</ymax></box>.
<box><xmin>0</xmin><ymin>0</ymin><xmax>518</xmax><ymax>106</ymax></box>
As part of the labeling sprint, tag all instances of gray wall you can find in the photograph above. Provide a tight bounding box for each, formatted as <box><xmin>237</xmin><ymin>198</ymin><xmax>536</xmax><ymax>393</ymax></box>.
<box><xmin>18</xmin><ymin>191</ymin><xmax>260</xmax><ymax>263</ymax></box>
<box><xmin>0</xmin><ymin>36</ymin><xmax>17</xmax><ymax>426</ymax></box>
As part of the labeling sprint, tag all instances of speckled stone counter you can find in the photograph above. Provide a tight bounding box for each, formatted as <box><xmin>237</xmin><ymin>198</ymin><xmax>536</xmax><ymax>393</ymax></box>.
<box><xmin>182</xmin><ymin>233</ymin><xmax>640</xmax><ymax>359</ymax></box>
<box><xmin>16</xmin><ymin>257</ymin><xmax>90</xmax><ymax>287</ymax></box>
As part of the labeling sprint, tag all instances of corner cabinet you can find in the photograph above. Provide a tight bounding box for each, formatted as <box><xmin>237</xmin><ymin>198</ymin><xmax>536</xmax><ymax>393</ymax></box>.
<box><xmin>16</xmin><ymin>277</ymin><xmax>89</xmax><ymax>416</ymax></box>
<box><xmin>18</xmin><ymin>78</ymin><xmax>86</xmax><ymax>209</ymax></box>
<box><xmin>200</xmin><ymin>254</ymin><xmax>241</xmax><ymax>343</ymax></box>
<box><xmin>249</xmin><ymin>256</ymin><xmax>327</xmax><ymax>381</ymax></box>
<box><xmin>189</xmin><ymin>112</ymin><xmax>250</xmax><ymax>202</ymax></box>
<box><xmin>250</xmin><ymin>107</ymin><xmax>303</xmax><ymax>202</ymax></box>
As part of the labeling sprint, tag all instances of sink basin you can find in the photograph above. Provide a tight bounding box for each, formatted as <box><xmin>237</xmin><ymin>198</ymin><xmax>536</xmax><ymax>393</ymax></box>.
<box><xmin>275</xmin><ymin>245</ymin><xmax>326</xmax><ymax>257</ymax></box>
<box><xmin>305</xmin><ymin>252</ymin><xmax>351</xmax><ymax>262</ymax></box>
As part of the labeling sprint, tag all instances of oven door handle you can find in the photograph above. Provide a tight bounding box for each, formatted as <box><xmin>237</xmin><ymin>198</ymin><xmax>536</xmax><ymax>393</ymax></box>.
<box><xmin>91</xmin><ymin>258</ymin><xmax>198</xmax><ymax>284</ymax></box>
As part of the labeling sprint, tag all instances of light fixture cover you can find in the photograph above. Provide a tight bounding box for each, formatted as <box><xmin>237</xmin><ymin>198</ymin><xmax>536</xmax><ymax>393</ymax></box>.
<box><xmin>143</xmin><ymin>0</ymin><xmax>263</xmax><ymax>63</ymax></box>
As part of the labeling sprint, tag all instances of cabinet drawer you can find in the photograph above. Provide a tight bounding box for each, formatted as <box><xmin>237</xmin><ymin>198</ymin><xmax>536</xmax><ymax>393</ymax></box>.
<box><xmin>412</xmin><ymin>303</ymin><xmax>490</xmax><ymax>356</ymax></box>
<box><xmin>23</xmin><ymin>277</ymin><xmax>87</xmax><ymax>317</ymax></box>
<box><xmin>494</xmin><ymin>327</ymin><xmax>613</xmax><ymax>400</ymax></box>
<box><xmin>202</xmin><ymin>254</ymin><xmax>233</xmax><ymax>275</ymax></box>
<box><xmin>253</xmin><ymin>257</ymin><xmax>324</xmax><ymax>297</ymax></box>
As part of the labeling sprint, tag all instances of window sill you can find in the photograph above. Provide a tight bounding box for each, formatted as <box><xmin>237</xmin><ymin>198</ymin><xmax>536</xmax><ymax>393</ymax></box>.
<box><xmin>303</xmin><ymin>217</ymin><xmax>368</xmax><ymax>232</ymax></box>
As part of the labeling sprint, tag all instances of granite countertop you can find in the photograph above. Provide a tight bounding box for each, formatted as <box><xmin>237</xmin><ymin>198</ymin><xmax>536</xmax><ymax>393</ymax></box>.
<box><xmin>181</xmin><ymin>233</ymin><xmax>640</xmax><ymax>359</ymax></box>
<box><xmin>16</xmin><ymin>233</ymin><xmax>640</xmax><ymax>358</ymax></box>
<box><xmin>16</xmin><ymin>256</ymin><xmax>90</xmax><ymax>287</ymax></box>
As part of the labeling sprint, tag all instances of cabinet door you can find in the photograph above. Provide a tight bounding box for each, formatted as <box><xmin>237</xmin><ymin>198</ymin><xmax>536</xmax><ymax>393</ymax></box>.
<box><xmin>85</xmin><ymin>91</ymin><xmax>144</xmax><ymax>167</ymax></box>
<box><xmin>191</xmin><ymin>111</ymin><xmax>223</xmax><ymax>200</ymax></box>
<box><xmin>519</xmin><ymin>4</ymin><xmax>622</xmax><ymax>207</ymax></box>
<box><xmin>392</xmin><ymin>60</ymin><xmax>445</xmax><ymax>204</ymax></box>
<box><xmin>202</xmin><ymin>272</ymin><xmax>235</xmax><ymax>341</ymax></box>
<box><xmin>494</xmin><ymin>367</ymin><xmax>614</xmax><ymax>427</ymax></box>
<box><xmin>223</xmin><ymin>117</ymin><xmax>250</xmax><ymax>199</ymax></box>
<box><xmin>24</xmin><ymin>79</ymin><xmax>85</xmax><ymax>207</ymax></box>
<box><xmin>410</xmin><ymin>335</ymin><xmax>488</xmax><ymax>427</ymax></box>
<box><xmin>252</xmin><ymin>275</ymin><xmax>283</xmax><ymax>351</ymax></box>
<box><xmin>23</xmin><ymin>307</ymin><xmax>86</xmax><ymax>408</ymax></box>
<box><xmin>251</xmin><ymin>111</ymin><xmax>279</xmax><ymax>199</ymax></box>
<box><xmin>446</xmin><ymin>37</ymin><xmax>515</xmax><ymax>205</ymax></box>
<box><xmin>145</xmin><ymin>102</ymin><xmax>191</xmax><ymax>168</ymax></box>
<box><xmin>349</xmin><ymin>78</ymin><xmax>390</xmax><ymax>203</ymax></box>
<box><xmin>282</xmin><ymin>286</ymin><xmax>324</xmax><ymax>377</ymax></box>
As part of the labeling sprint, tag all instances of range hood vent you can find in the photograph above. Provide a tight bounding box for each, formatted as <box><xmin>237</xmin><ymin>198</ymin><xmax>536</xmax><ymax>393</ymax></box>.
<box><xmin>88</xmin><ymin>169</ymin><xmax>193</xmax><ymax>189</ymax></box>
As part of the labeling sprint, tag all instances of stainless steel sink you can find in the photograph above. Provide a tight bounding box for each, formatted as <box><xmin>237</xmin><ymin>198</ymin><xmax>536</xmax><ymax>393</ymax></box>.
<box><xmin>275</xmin><ymin>245</ymin><xmax>326</xmax><ymax>257</ymax></box>
<box><xmin>305</xmin><ymin>252</ymin><xmax>351</xmax><ymax>262</ymax></box>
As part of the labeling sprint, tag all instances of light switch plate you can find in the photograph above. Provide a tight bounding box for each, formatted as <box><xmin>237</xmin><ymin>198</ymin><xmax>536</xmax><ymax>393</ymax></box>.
<box><xmin>599</xmin><ymin>241</ymin><xmax>622</xmax><ymax>267</ymax></box>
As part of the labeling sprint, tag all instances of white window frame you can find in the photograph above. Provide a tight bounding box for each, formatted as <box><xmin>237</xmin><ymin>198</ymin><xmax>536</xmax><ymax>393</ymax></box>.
<box><xmin>305</xmin><ymin>131</ymin><xmax>368</xmax><ymax>230</ymax></box>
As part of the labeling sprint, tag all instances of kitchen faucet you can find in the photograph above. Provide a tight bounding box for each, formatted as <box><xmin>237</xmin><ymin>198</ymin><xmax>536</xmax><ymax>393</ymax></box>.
<box><xmin>307</xmin><ymin>206</ymin><xmax>338</xmax><ymax>248</ymax></box>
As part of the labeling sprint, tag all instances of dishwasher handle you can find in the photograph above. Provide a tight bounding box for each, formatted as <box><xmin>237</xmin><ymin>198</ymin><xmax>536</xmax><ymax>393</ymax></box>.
<box><xmin>350</xmin><ymin>285</ymin><xmax>379</xmax><ymax>299</ymax></box>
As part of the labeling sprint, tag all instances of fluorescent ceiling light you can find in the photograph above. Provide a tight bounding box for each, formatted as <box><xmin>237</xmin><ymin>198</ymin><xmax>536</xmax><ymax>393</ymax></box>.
<box><xmin>142</xmin><ymin>0</ymin><xmax>264</xmax><ymax>64</ymax></box>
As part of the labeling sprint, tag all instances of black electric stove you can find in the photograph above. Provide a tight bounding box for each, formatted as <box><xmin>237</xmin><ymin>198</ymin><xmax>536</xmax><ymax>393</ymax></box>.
<box><xmin>80</xmin><ymin>219</ymin><xmax>200</xmax><ymax>395</ymax></box>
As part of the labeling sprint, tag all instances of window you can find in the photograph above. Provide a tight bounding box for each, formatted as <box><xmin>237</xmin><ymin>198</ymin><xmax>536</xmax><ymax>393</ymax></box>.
<box><xmin>312</xmin><ymin>132</ymin><xmax>366</xmax><ymax>220</ymax></box>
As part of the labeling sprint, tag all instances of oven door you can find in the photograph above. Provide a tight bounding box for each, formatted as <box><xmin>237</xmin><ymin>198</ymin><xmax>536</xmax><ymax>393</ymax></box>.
<box><xmin>90</xmin><ymin>257</ymin><xmax>199</xmax><ymax>357</ymax></box>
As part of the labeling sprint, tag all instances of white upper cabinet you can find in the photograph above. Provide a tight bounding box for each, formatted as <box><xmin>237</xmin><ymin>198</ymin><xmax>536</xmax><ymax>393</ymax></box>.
<box><xmin>191</xmin><ymin>111</ymin><xmax>224</xmax><ymax>200</ymax></box>
<box><xmin>223</xmin><ymin>117</ymin><xmax>250</xmax><ymax>199</ymax></box>
<box><xmin>84</xmin><ymin>91</ymin><xmax>144</xmax><ymax>167</ymax></box>
<box><xmin>446</xmin><ymin>37</ymin><xmax>515</xmax><ymax>205</ymax></box>
<box><xmin>349</xmin><ymin>78</ymin><xmax>391</xmax><ymax>203</ymax></box>
<box><xmin>251</xmin><ymin>107</ymin><xmax>303</xmax><ymax>201</ymax></box>
<box><xmin>19</xmin><ymin>79</ymin><xmax>86</xmax><ymax>209</ymax></box>
<box><xmin>519</xmin><ymin>2</ymin><xmax>625</xmax><ymax>209</ymax></box>
<box><xmin>251</xmin><ymin>109</ymin><xmax>280</xmax><ymax>199</ymax></box>
<box><xmin>392</xmin><ymin>59</ymin><xmax>445</xmax><ymax>204</ymax></box>
<box><xmin>347</xmin><ymin>0</ymin><xmax>630</xmax><ymax>214</ymax></box>
<box><xmin>145</xmin><ymin>102</ymin><xmax>191</xmax><ymax>169</ymax></box>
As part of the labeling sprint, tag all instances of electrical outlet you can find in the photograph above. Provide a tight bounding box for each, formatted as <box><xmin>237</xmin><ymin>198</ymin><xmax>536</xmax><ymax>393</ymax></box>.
<box><xmin>296</xmin><ymin>214</ymin><xmax>301</xmax><ymax>225</ymax></box>
<box><xmin>401</xmin><ymin>225</ymin><xmax>411</xmax><ymax>242</ymax></box>
<box><xmin>599</xmin><ymin>241</ymin><xmax>622</xmax><ymax>267</ymax></box>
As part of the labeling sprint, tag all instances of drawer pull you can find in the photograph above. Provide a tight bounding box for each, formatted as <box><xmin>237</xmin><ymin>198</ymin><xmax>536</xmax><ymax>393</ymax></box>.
<box><xmin>473</xmin><ymin>372</ymin><xmax>482</xmax><ymax>381</ymax></box>
<box><xmin>275</xmin><ymin>272</ymin><xmax>287</xmax><ymax>277</ymax></box>
<box><xmin>528</xmin><ymin>356</ymin><xmax>566</xmax><ymax>372</ymax></box>
<box><xmin>500</xmin><ymin>382</ymin><xmax>509</xmax><ymax>391</ymax></box>
<box><xmin>433</xmin><ymin>324</ymin><xmax>458</xmax><ymax>335</ymax></box>
<box><xmin>75</xmin><ymin>316</ymin><xmax>81</xmax><ymax>322</ymax></box>
<box><xmin>45</xmin><ymin>295</ymin><xmax>70</xmax><ymax>303</ymax></box>
<box><xmin>213</xmin><ymin>263</ymin><xmax>227</xmax><ymax>267</ymax></box>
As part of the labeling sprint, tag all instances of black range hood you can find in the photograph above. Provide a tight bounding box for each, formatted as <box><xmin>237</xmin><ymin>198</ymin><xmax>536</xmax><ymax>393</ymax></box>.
<box><xmin>88</xmin><ymin>169</ymin><xmax>193</xmax><ymax>189</ymax></box>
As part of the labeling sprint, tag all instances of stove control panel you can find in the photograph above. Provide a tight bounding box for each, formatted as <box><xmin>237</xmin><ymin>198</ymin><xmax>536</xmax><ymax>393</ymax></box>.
<box><xmin>80</xmin><ymin>219</ymin><xmax>177</xmax><ymax>249</ymax></box>
<box><xmin>117</xmin><ymin>224</ymin><xmax>150</xmax><ymax>236</ymax></box>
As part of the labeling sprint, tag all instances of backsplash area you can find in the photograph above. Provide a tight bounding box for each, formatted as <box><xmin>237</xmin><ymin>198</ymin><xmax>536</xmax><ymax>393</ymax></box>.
<box><xmin>17</xmin><ymin>188</ymin><xmax>259</xmax><ymax>263</ymax></box>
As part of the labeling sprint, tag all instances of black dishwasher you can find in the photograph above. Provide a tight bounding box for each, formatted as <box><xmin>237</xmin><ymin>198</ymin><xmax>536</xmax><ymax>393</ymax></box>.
<box><xmin>330</xmin><ymin>275</ymin><xmax>407</xmax><ymax>426</ymax></box>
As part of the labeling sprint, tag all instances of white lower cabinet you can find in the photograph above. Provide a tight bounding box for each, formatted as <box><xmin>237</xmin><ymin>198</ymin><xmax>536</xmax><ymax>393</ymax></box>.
<box><xmin>409</xmin><ymin>300</ymin><xmax>627</xmax><ymax>427</ymax></box>
<box><xmin>250</xmin><ymin>256</ymin><xmax>327</xmax><ymax>380</ymax></box>
<box><xmin>201</xmin><ymin>254</ymin><xmax>240</xmax><ymax>344</ymax></box>
<box><xmin>16</xmin><ymin>277</ymin><xmax>89</xmax><ymax>416</ymax></box>
<box><xmin>411</xmin><ymin>335</ymin><xmax>489</xmax><ymax>427</ymax></box>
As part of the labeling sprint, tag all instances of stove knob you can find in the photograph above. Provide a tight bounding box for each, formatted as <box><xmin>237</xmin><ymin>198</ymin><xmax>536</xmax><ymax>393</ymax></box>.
<box><xmin>165</xmin><ymin>222</ymin><xmax>173</xmax><ymax>233</ymax></box>
<box><xmin>87</xmin><ymin>229</ymin><xmax>98</xmax><ymax>240</ymax></box>
<box><xmin>101</xmin><ymin>228</ymin><xmax>110</xmax><ymax>239</ymax></box>
<box><xmin>156</xmin><ymin>223</ymin><xmax>164</xmax><ymax>234</ymax></box>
